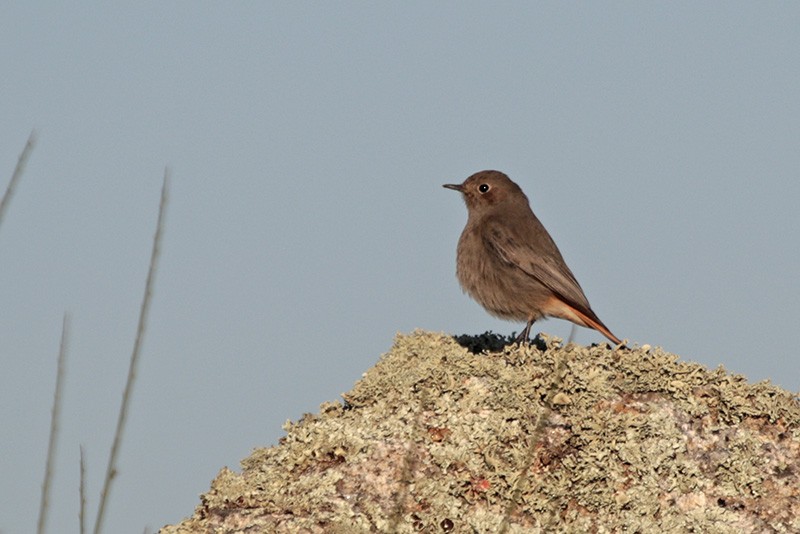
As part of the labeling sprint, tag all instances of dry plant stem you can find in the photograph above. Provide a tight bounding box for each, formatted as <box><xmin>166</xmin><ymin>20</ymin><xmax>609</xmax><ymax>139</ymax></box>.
<box><xmin>0</xmin><ymin>130</ymin><xmax>37</xmax><ymax>231</ymax></box>
<box><xmin>93</xmin><ymin>170</ymin><xmax>169</xmax><ymax>534</ymax></box>
<box><xmin>497</xmin><ymin>347</ymin><xmax>567</xmax><ymax>534</ymax></box>
<box><xmin>567</xmin><ymin>324</ymin><xmax>577</xmax><ymax>345</ymax></box>
<box><xmin>36</xmin><ymin>314</ymin><xmax>70</xmax><ymax>534</ymax></box>
<box><xmin>387</xmin><ymin>385</ymin><xmax>429</xmax><ymax>531</ymax></box>
<box><xmin>80</xmin><ymin>445</ymin><xmax>87</xmax><ymax>534</ymax></box>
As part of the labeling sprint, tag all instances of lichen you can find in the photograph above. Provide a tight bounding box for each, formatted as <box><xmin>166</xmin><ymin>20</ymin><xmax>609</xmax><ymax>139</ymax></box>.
<box><xmin>160</xmin><ymin>330</ymin><xmax>800</xmax><ymax>533</ymax></box>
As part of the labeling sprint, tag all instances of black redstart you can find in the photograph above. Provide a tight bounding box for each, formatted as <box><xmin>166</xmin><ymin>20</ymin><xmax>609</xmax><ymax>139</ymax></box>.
<box><xmin>443</xmin><ymin>170</ymin><xmax>621</xmax><ymax>345</ymax></box>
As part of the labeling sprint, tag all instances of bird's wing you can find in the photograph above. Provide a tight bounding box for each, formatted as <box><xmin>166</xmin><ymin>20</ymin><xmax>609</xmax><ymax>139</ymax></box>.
<box><xmin>482</xmin><ymin>217</ymin><xmax>621</xmax><ymax>345</ymax></box>
<box><xmin>481</xmin><ymin>217</ymin><xmax>592</xmax><ymax>313</ymax></box>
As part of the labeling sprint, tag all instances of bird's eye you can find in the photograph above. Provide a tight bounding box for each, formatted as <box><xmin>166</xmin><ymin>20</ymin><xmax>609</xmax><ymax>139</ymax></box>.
<box><xmin>478</xmin><ymin>184</ymin><xmax>490</xmax><ymax>193</ymax></box>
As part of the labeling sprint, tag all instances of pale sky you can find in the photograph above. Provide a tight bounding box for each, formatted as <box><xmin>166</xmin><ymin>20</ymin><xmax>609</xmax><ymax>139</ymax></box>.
<box><xmin>2</xmin><ymin>3</ymin><xmax>799</xmax><ymax>532</ymax></box>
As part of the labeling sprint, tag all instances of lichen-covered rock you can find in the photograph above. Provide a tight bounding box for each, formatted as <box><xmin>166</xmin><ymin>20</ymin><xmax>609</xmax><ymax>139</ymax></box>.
<box><xmin>160</xmin><ymin>331</ymin><xmax>800</xmax><ymax>533</ymax></box>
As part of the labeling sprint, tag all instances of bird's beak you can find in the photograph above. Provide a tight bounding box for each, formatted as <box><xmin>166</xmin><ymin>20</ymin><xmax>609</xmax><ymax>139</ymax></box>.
<box><xmin>443</xmin><ymin>183</ymin><xmax>464</xmax><ymax>192</ymax></box>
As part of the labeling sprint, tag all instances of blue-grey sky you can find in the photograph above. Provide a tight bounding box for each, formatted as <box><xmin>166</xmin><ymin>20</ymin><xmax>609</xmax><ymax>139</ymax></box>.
<box><xmin>2</xmin><ymin>3</ymin><xmax>799</xmax><ymax>532</ymax></box>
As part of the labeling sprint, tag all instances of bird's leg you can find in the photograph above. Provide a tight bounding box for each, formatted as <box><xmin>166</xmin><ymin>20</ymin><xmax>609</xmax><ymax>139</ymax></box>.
<box><xmin>513</xmin><ymin>319</ymin><xmax>534</xmax><ymax>344</ymax></box>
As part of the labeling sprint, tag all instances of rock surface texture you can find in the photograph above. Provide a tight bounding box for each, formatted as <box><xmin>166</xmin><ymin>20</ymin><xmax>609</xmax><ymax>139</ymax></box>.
<box><xmin>160</xmin><ymin>331</ymin><xmax>800</xmax><ymax>533</ymax></box>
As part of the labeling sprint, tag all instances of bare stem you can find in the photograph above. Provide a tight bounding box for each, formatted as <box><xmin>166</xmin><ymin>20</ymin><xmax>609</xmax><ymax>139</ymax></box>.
<box><xmin>0</xmin><ymin>130</ymin><xmax>37</xmax><ymax>232</ymax></box>
<box><xmin>93</xmin><ymin>170</ymin><xmax>170</xmax><ymax>534</ymax></box>
<box><xmin>37</xmin><ymin>313</ymin><xmax>70</xmax><ymax>534</ymax></box>
<box><xmin>498</xmin><ymin>345</ymin><xmax>567</xmax><ymax>533</ymax></box>
<box><xmin>387</xmin><ymin>385</ymin><xmax>428</xmax><ymax>531</ymax></box>
<box><xmin>80</xmin><ymin>445</ymin><xmax>87</xmax><ymax>534</ymax></box>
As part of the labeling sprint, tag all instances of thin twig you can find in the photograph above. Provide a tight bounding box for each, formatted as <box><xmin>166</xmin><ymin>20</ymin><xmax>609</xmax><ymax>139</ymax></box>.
<box><xmin>80</xmin><ymin>445</ymin><xmax>87</xmax><ymax>534</ymax></box>
<box><xmin>498</xmin><ymin>345</ymin><xmax>567</xmax><ymax>533</ymax></box>
<box><xmin>0</xmin><ymin>130</ymin><xmax>37</xmax><ymax>232</ymax></box>
<box><xmin>93</xmin><ymin>170</ymin><xmax>170</xmax><ymax>534</ymax></box>
<box><xmin>37</xmin><ymin>313</ymin><xmax>70</xmax><ymax>534</ymax></box>
<box><xmin>387</xmin><ymin>384</ymin><xmax>429</xmax><ymax>531</ymax></box>
<box><xmin>567</xmin><ymin>323</ymin><xmax>577</xmax><ymax>344</ymax></box>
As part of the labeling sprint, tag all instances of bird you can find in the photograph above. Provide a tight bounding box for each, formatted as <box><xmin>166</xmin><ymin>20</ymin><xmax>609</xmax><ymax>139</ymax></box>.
<box><xmin>443</xmin><ymin>170</ymin><xmax>621</xmax><ymax>345</ymax></box>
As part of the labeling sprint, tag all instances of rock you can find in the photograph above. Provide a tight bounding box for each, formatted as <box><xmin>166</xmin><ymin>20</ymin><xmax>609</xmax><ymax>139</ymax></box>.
<box><xmin>160</xmin><ymin>331</ymin><xmax>800</xmax><ymax>533</ymax></box>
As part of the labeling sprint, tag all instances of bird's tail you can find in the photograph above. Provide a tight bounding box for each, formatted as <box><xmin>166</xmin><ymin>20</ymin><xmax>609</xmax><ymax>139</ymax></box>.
<box><xmin>544</xmin><ymin>296</ymin><xmax>622</xmax><ymax>345</ymax></box>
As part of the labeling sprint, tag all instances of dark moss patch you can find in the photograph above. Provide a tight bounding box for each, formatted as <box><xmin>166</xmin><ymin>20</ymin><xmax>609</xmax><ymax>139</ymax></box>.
<box><xmin>451</xmin><ymin>331</ymin><xmax>550</xmax><ymax>354</ymax></box>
